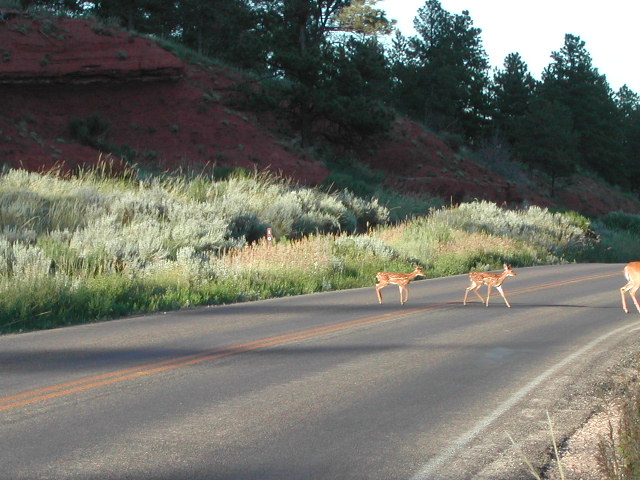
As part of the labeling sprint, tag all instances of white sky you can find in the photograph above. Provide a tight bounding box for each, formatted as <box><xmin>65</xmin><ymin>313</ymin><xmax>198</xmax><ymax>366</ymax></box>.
<box><xmin>378</xmin><ymin>0</ymin><xmax>640</xmax><ymax>94</ymax></box>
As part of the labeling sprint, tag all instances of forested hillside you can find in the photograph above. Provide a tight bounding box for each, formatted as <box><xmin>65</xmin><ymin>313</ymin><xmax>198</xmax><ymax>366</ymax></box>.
<box><xmin>1</xmin><ymin>0</ymin><xmax>639</xmax><ymax>216</ymax></box>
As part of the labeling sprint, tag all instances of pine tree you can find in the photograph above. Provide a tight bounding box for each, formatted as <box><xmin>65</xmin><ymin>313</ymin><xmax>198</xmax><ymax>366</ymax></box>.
<box><xmin>174</xmin><ymin>0</ymin><xmax>260</xmax><ymax>69</ymax></box>
<box><xmin>616</xmin><ymin>85</ymin><xmax>640</xmax><ymax>187</ymax></box>
<box><xmin>513</xmin><ymin>96</ymin><xmax>578</xmax><ymax>196</ymax></box>
<box><xmin>391</xmin><ymin>0</ymin><xmax>490</xmax><ymax>140</ymax></box>
<box><xmin>256</xmin><ymin>0</ymin><xmax>394</xmax><ymax>147</ymax></box>
<box><xmin>317</xmin><ymin>37</ymin><xmax>394</xmax><ymax>141</ymax></box>
<box><xmin>491</xmin><ymin>52</ymin><xmax>536</xmax><ymax>144</ymax></box>
<box><xmin>540</xmin><ymin>34</ymin><xmax>624</xmax><ymax>184</ymax></box>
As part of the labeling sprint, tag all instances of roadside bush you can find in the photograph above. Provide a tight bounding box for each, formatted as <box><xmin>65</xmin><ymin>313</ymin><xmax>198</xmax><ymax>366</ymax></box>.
<box><xmin>337</xmin><ymin>190</ymin><xmax>389</xmax><ymax>232</ymax></box>
<box><xmin>598</xmin><ymin>211</ymin><xmax>640</xmax><ymax>235</ymax></box>
<box><xmin>69</xmin><ymin>112</ymin><xmax>110</xmax><ymax>149</ymax></box>
<box><xmin>586</xmin><ymin>228</ymin><xmax>640</xmax><ymax>263</ymax></box>
<box><xmin>429</xmin><ymin>201</ymin><xmax>594</xmax><ymax>261</ymax></box>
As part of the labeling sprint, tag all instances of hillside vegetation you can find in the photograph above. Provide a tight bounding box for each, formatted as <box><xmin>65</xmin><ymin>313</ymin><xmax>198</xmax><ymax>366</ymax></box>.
<box><xmin>2</xmin><ymin>3</ymin><xmax>640</xmax><ymax>218</ymax></box>
<box><xmin>1</xmin><ymin>165</ymin><xmax>637</xmax><ymax>334</ymax></box>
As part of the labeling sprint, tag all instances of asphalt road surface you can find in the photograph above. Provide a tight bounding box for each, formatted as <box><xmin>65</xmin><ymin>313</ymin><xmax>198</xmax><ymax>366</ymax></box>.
<box><xmin>2</xmin><ymin>263</ymin><xmax>639</xmax><ymax>480</ymax></box>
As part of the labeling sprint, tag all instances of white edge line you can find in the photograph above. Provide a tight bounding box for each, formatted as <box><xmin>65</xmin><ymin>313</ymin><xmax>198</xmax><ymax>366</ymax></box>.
<box><xmin>410</xmin><ymin>318</ymin><xmax>640</xmax><ymax>480</ymax></box>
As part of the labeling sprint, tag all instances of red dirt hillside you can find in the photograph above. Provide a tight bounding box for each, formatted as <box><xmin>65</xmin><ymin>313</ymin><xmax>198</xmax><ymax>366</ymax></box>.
<box><xmin>1</xmin><ymin>11</ymin><xmax>639</xmax><ymax>217</ymax></box>
<box><xmin>364</xmin><ymin>118</ymin><xmax>640</xmax><ymax>216</ymax></box>
<box><xmin>0</xmin><ymin>11</ymin><xmax>327</xmax><ymax>182</ymax></box>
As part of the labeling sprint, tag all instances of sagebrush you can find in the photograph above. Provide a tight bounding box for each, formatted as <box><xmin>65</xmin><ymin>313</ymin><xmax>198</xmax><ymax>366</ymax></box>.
<box><xmin>0</xmin><ymin>166</ymin><xmax>615</xmax><ymax>333</ymax></box>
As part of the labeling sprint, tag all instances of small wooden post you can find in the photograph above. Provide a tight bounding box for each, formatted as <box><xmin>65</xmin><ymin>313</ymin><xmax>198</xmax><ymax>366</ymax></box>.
<box><xmin>266</xmin><ymin>227</ymin><xmax>273</xmax><ymax>246</ymax></box>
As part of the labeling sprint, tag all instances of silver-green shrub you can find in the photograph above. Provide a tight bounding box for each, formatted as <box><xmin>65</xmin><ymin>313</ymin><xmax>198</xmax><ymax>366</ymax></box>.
<box><xmin>334</xmin><ymin>235</ymin><xmax>399</xmax><ymax>260</ymax></box>
<box><xmin>430</xmin><ymin>201</ymin><xmax>593</xmax><ymax>258</ymax></box>
<box><xmin>0</xmin><ymin>239</ymin><xmax>52</xmax><ymax>281</ymax></box>
<box><xmin>11</xmin><ymin>243</ymin><xmax>51</xmax><ymax>279</ymax></box>
<box><xmin>0</xmin><ymin>167</ymin><xmax>388</xmax><ymax>285</ymax></box>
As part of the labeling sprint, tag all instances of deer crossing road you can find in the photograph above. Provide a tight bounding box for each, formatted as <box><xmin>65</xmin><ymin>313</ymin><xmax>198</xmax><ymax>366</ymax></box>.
<box><xmin>1</xmin><ymin>263</ymin><xmax>638</xmax><ymax>480</ymax></box>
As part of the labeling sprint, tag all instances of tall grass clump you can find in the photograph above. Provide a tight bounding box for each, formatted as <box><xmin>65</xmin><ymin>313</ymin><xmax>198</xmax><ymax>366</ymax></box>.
<box><xmin>369</xmin><ymin>202</ymin><xmax>594</xmax><ymax>279</ymax></box>
<box><xmin>215</xmin><ymin>235</ymin><xmax>335</xmax><ymax>295</ymax></box>
<box><xmin>428</xmin><ymin>201</ymin><xmax>595</xmax><ymax>263</ymax></box>
<box><xmin>597</xmin><ymin>388</ymin><xmax>640</xmax><ymax>479</ymax></box>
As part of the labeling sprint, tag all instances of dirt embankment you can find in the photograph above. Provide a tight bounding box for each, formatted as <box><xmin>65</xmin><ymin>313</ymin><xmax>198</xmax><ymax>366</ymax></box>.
<box><xmin>0</xmin><ymin>11</ymin><xmax>327</xmax><ymax>182</ymax></box>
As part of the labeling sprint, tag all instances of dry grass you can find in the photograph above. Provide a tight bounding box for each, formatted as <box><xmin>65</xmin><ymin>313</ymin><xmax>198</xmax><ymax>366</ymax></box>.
<box><xmin>220</xmin><ymin>235</ymin><xmax>333</xmax><ymax>274</ymax></box>
<box><xmin>443</xmin><ymin>230</ymin><xmax>536</xmax><ymax>258</ymax></box>
<box><xmin>597</xmin><ymin>390</ymin><xmax>640</xmax><ymax>479</ymax></box>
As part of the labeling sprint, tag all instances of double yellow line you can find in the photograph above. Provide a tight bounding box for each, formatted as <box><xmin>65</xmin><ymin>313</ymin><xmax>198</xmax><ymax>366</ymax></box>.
<box><xmin>0</xmin><ymin>270</ymin><xmax>619</xmax><ymax>412</ymax></box>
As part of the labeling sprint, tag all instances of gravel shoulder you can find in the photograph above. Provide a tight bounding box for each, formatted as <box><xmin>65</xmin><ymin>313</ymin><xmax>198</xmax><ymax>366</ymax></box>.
<box><xmin>466</xmin><ymin>325</ymin><xmax>640</xmax><ymax>480</ymax></box>
<box><xmin>542</xmin><ymin>349</ymin><xmax>640</xmax><ymax>480</ymax></box>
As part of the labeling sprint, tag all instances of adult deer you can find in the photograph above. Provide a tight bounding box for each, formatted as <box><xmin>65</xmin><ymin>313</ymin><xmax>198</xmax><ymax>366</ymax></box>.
<box><xmin>620</xmin><ymin>261</ymin><xmax>640</xmax><ymax>313</ymax></box>
<box><xmin>376</xmin><ymin>266</ymin><xmax>425</xmax><ymax>305</ymax></box>
<box><xmin>463</xmin><ymin>264</ymin><xmax>516</xmax><ymax>308</ymax></box>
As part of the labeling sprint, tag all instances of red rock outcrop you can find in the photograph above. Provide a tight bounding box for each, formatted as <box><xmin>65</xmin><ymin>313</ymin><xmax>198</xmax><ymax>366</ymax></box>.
<box><xmin>0</xmin><ymin>10</ymin><xmax>183</xmax><ymax>83</ymax></box>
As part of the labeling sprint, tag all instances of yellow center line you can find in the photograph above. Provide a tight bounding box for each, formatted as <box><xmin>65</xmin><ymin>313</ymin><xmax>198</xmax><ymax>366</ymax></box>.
<box><xmin>508</xmin><ymin>270</ymin><xmax>620</xmax><ymax>295</ymax></box>
<box><xmin>0</xmin><ymin>270</ymin><xmax>620</xmax><ymax>412</ymax></box>
<box><xmin>0</xmin><ymin>308</ymin><xmax>426</xmax><ymax>412</ymax></box>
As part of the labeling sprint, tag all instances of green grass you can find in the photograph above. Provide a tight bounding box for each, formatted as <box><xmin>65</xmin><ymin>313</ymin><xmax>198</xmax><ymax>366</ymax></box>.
<box><xmin>0</xmin><ymin>164</ymin><xmax>626</xmax><ymax>334</ymax></box>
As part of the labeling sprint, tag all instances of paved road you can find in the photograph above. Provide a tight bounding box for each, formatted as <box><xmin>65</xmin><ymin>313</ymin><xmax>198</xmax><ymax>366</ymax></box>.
<box><xmin>1</xmin><ymin>263</ymin><xmax>639</xmax><ymax>480</ymax></box>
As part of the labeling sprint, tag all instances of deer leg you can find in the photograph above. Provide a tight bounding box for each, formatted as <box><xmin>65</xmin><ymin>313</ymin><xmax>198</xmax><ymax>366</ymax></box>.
<box><xmin>485</xmin><ymin>285</ymin><xmax>493</xmax><ymax>306</ymax></box>
<box><xmin>496</xmin><ymin>285</ymin><xmax>511</xmax><ymax>308</ymax></box>
<box><xmin>465</xmin><ymin>281</ymin><xmax>483</xmax><ymax>305</ymax></box>
<box><xmin>630</xmin><ymin>285</ymin><xmax>640</xmax><ymax>313</ymax></box>
<box><xmin>376</xmin><ymin>282</ymin><xmax>386</xmax><ymax>304</ymax></box>
<box><xmin>621</xmin><ymin>281</ymin><xmax>638</xmax><ymax>313</ymax></box>
<box><xmin>401</xmin><ymin>285</ymin><xmax>409</xmax><ymax>305</ymax></box>
<box><xmin>464</xmin><ymin>282</ymin><xmax>473</xmax><ymax>305</ymax></box>
<box><xmin>472</xmin><ymin>286</ymin><xmax>485</xmax><ymax>303</ymax></box>
<box><xmin>621</xmin><ymin>283</ymin><xmax>631</xmax><ymax>313</ymax></box>
<box><xmin>398</xmin><ymin>285</ymin><xmax>406</xmax><ymax>305</ymax></box>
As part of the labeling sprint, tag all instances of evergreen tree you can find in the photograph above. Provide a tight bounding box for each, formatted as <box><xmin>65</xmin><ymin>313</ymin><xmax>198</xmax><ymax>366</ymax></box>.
<box><xmin>491</xmin><ymin>52</ymin><xmax>536</xmax><ymax>144</ymax></box>
<box><xmin>256</xmin><ymin>0</ymin><xmax>394</xmax><ymax>147</ymax></box>
<box><xmin>391</xmin><ymin>0</ymin><xmax>490</xmax><ymax>140</ymax></box>
<box><xmin>616</xmin><ymin>84</ymin><xmax>640</xmax><ymax>117</ymax></box>
<box><xmin>388</xmin><ymin>30</ymin><xmax>425</xmax><ymax>122</ymax></box>
<box><xmin>616</xmin><ymin>85</ymin><xmax>640</xmax><ymax>187</ymax></box>
<box><xmin>88</xmin><ymin>0</ymin><xmax>172</xmax><ymax>32</ymax></box>
<box><xmin>513</xmin><ymin>96</ymin><xmax>578</xmax><ymax>196</ymax></box>
<box><xmin>317</xmin><ymin>37</ymin><xmax>394</xmax><ymax>142</ymax></box>
<box><xmin>21</xmin><ymin>0</ymin><xmax>83</xmax><ymax>13</ymax></box>
<box><xmin>540</xmin><ymin>34</ymin><xmax>624</xmax><ymax>184</ymax></box>
<box><xmin>174</xmin><ymin>0</ymin><xmax>261</xmax><ymax>70</ymax></box>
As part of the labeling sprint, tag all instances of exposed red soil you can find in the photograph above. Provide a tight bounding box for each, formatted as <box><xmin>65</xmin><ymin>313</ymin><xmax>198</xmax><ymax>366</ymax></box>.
<box><xmin>368</xmin><ymin>119</ymin><xmax>524</xmax><ymax>204</ymax></box>
<box><xmin>1</xmin><ymin>11</ymin><xmax>639</xmax><ymax>217</ymax></box>
<box><xmin>0</xmin><ymin>11</ymin><xmax>183</xmax><ymax>82</ymax></box>
<box><xmin>0</xmin><ymin>12</ymin><xmax>327</xmax><ymax>182</ymax></box>
<box><xmin>363</xmin><ymin>118</ymin><xmax>640</xmax><ymax>215</ymax></box>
